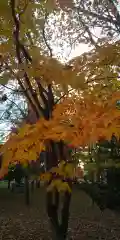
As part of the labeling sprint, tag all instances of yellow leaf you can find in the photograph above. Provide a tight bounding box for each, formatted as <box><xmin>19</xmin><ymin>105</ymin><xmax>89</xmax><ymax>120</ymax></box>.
<box><xmin>0</xmin><ymin>41</ymin><xmax>12</xmax><ymax>54</ymax></box>
<box><xmin>58</xmin><ymin>182</ymin><xmax>71</xmax><ymax>193</ymax></box>
<box><xmin>45</xmin><ymin>0</ymin><xmax>57</xmax><ymax>13</ymax></box>
<box><xmin>50</xmin><ymin>167</ymin><xmax>58</xmax><ymax>173</ymax></box>
<box><xmin>64</xmin><ymin>163</ymin><xmax>74</xmax><ymax>178</ymax></box>
<box><xmin>28</xmin><ymin>151</ymin><xmax>38</xmax><ymax>161</ymax></box>
<box><xmin>47</xmin><ymin>180</ymin><xmax>56</xmax><ymax>191</ymax></box>
<box><xmin>23</xmin><ymin>162</ymin><xmax>28</xmax><ymax>168</ymax></box>
<box><xmin>50</xmin><ymin>165</ymin><xmax>65</xmax><ymax>176</ymax></box>
<box><xmin>40</xmin><ymin>172</ymin><xmax>51</xmax><ymax>181</ymax></box>
<box><xmin>59</xmin><ymin>160</ymin><xmax>66</xmax><ymax>169</ymax></box>
<box><xmin>47</xmin><ymin>179</ymin><xmax>71</xmax><ymax>193</ymax></box>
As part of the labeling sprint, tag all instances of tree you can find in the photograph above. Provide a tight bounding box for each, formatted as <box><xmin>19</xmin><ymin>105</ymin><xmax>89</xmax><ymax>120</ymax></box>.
<box><xmin>1</xmin><ymin>90</ymin><xmax>120</xmax><ymax>238</ymax></box>
<box><xmin>43</xmin><ymin>0</ymin><xmax>120</xmax><ymax>55</ymax></box>
<box><xmin>96</xmin><ymin>134</ymin><xmax>120</xmax><ymax>191</ymax></box>
<box><xmin>1</xmin><ymin>0</ymin><xmax>120</xmax><ymax>239</ymax></box>
<box><xmin>79</xmin><ymin>133</ymin><xmax>120</xmax><ymax>212</ymax></box>
<box><xmin>83</xmin><ymin>133</ymin><xmax>120</xmax><ymax>183</ymax></box>
<box><xmin>6</xmin><ymin>162</ymin><xmax>15</xmax><ymax>189</ymax></box>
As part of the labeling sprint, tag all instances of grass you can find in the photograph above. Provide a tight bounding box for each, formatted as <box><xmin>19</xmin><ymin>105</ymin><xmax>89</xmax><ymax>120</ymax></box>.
<box><xmin>0</xmin><ymin>180</ymin><xmax>8</xmax><ymax>188</ymax></box>
<box><xmin>0</xmin><ymin>186</ymin><xmax>120</xmax><ymax>239</ymax></box>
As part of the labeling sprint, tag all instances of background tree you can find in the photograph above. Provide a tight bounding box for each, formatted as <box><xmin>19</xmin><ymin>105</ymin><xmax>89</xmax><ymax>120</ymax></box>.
<box><xmin>78</xmin><ymin>132</ymin><xmax>120</xmax><ymax>212</ymax></box>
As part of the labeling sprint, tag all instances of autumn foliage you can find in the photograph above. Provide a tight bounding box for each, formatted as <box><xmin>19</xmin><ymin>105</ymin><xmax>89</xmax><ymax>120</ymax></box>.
<box><xmin>1</xmin><ymin>1</ymin><xmax>120</xmax><ymax>239</ymax></box>
<box><xmin>1</xmin><ymin>91</ymin><xmax>120</xmax><ymax>174</ymax></box>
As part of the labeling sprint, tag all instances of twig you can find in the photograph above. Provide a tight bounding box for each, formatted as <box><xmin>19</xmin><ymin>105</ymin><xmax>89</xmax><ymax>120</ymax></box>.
<box><xmin>19</xmin><ymin>1</ymin><xmax>28</xmax><ymax>16</ymax></box>
<box><xmin>35</xmin><ymin>78</ymin><xmax>48</xmax><ymax>106</ymax></box>
<box><xmin>10</xmin><ymin>0</ymin><xmax>43</xmax><ymax>118</ymax></box>
<box><xmin>76</xmin><ymin>6</ymin><xmax>119</xmax><ymax>27</ymax></box>
<box><xmin>6</xmin><ymin>97</ymin><xmax>26</xmax><ymax>118</ymax></box>
<box><xmin>42</xmin><ymin>13</ymin><xmax>53</xmax><ymax>57</ymax></box>
<box><xmin>54</xmin><ymin>88</ymin><xmax>74</xmax><ymax>105</ymax></box>
<box><xmin>0</xmin><ymin>83</ymin><xmax>29</xmax><ymax>93</ymax></box>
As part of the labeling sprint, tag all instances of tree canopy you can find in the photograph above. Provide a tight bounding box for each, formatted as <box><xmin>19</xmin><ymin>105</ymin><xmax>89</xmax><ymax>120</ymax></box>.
<box><xmin>1</xmin><ymin>0</ymin><xmax>120</xmax><ymax>172</ymax></box>
<box><xmin>1</xmin><ymin>90</ymin><xmax>120</xmax><ymax>175</ymax></box>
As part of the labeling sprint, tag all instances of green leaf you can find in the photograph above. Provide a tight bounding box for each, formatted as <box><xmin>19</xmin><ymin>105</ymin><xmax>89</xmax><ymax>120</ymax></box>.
<box><xmin>115</xmin><ymin>163</ymin><xmax>120</xmax><ymax>168</ymax></box>
<box><xmin>0</xmin><ymin>73</ymin><xmax>10</xmax><ymax>85</ymax></box>
<box><xmin>35</xmin><ymin>18</ymin><xmax>45</xmax><ymax>29</ymax></box>
<box><xmin>45</xmin><ymin>0</ymin><xmax>57</xmax><ymax>13</ymax></box>
<box><xmin>84</xmin><ymin>163</ymin><xmax>97</xmax><ymax>171</ymax></box>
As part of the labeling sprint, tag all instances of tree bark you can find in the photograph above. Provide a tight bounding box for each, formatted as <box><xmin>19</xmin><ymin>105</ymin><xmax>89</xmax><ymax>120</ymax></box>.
<box><xmin>59</xmin><ymin>191</ymin><xmax>71</xmax><ymax>239</ymax></box>
<box><xmin>8</xmin><ymin>180</ymin><xmax>11</xmax><ymax>189</ymax></box>
<box><xmin>25</xmin><ymin>175</ymin><xmax>30</xmax><ymax>205</ymax></box>
<box><xmin>45</xmin><ymin>140</ymin><xmax>72</xmax><ymax>240</ymax></box>
<box><xmin>36</xmin><ymin>179</ymin><xmax>40</xmax><ymax>188</ymax></box>
<box><xmin>46</xmin><ymin>190</ymin><xmax>60</xmax><ymax>239</ymax></box>
<box><xmin>46</xmin><ymin>188</ymin><xmax>72</xmax><ymax>240</ymax></box>
<box><xmin>31</xmin><ymin>180</ymin><xmax>34</xmax><ymax>192</ymax></box>
<box><xmin>10</xmin><ymin>2</ymin><xmax>71</xmax><ymax>235</ymax></box>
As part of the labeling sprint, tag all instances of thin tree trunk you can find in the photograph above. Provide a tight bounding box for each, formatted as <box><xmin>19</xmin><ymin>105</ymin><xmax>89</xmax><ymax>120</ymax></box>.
<box><xmin>31</xmin><ymin>180</ymin><xmax>34</xmax><ymax>192</ymax></box>
<box><xmin>25</xmin><ymin>175</ymin><xmax>30</xmax><ymax>205</ymax></box>
<box><xmin>35</xmin><ymin>179</ymin><xmax>39</xmax><ymax>188</ymax></box>
<box><xmin>36</xmin><ymin>179</ymin><xmax>40</xmax><ymax>188</ymax></box>
<box><xmin>45</xmin><ymin>140</ymin><xmax>72</xmax><ymax>239</ymax></box>
<box><xmin>8</xmin><ymin>180</ymin><xmax>10</xmax><ymax>189</ymax></box>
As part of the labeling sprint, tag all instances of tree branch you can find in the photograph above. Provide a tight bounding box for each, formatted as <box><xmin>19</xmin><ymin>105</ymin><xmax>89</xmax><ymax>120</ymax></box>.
<box><xmin>6</xmin><ymin>97</ymin><xmax>26</xmax><ymax>118</ymax></box>
<box><xmin>10</xmin><ymin>0</ymin><xmax>44</xmax><ymax>118</ymax></box>
<box><xmin>35</xmin><ymin>78</ymin><xmax>48</xmax><ymax>107</ymax></box>
<box><xmin>4</xmin><ymin>61</ymin><xmax>40</xmax><ymax>118</ymax></box>
<box><xmin>23</xmin><ymin>72</ymin><xmax>45</xmax><ymax>115</ymax></box>
<box><xmin>76</xmin><ymin>6</ymin><xmax>120</xmax><ymax>32</ymax></box>
<box><xmin>54</xmin><ymin>88</ymin><xmax>74</xmax><ymax>105</ymax></box>
<box><xmin>48</xmin><ymin>84</ymin><xmax>54</xmax><ymax>107</ymax></box>
<box><xmin>108</xmin><ymin>0</ymin><xmax>120</xmax><ymax>32</ymax></box>
<box><xmin>42</xmin><ymin>13</ymin><xmax>53</xmax><ymax>57</ymax></box>
<box><xmin>19</xmin><ymin>1</ymin><xmax>28</xmax><ymax>16</ymax></box>
<box><xmin>20</xmin><ymin>43</ymin><xmax>32</xmax><ymax>62</ymax></box>
<box><xmin>77</xmin><ymin>10</ymin><xmax>99</xmax><ymax>48</ymax></box>
<box><xmin>0</xmin><ymin>83</ymin><xmax>29</xmax><ymax>93</ymax></box>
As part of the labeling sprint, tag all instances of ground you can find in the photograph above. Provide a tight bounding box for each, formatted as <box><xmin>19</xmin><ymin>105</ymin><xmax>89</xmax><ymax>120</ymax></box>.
<box><xmin>0</xmin><ymin>184</ymin><xmax>120</xmax><ymax>240</ymax></box>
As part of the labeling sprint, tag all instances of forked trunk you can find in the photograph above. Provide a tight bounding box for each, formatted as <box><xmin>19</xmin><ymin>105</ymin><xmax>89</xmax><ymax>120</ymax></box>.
<box><xmin>46</xmin><ymin>188</ymin><xmax>72</xmax><ymax>240</ymax></box>
<box><xmin>45</xmin><ymin>140</ymin><xmax>72</xmax><ymax>240</ymax></box>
